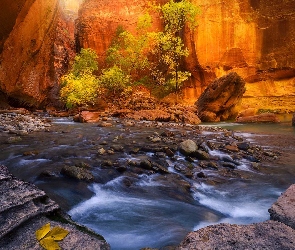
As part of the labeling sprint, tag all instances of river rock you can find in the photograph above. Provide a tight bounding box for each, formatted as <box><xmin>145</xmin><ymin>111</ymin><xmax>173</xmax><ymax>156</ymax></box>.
<box><xmin>196</xmin><ymin>72</ymin><xmax>246</xmax><ymax>122</ymax></box>
<box><xmin>74</xmin><ymin>111</ymin><xmax>100</xmax><ymax>123</ymax></box>
<box><xmin>0</xmin><ymin>165</ymin><xmax>110</xmax><ymax>249</ymax></box>
<box><xmin>269</xmin><ymin>184</ymin><xmax>295</xmax><ymax>230</ymax></box>
<box><xmin>292</xmin><ymin>113</ymin><xmax>295</xmax><ymax>126</ymax></box>
<box><xmin>178</xmin><ymin>220</ymin><xmax>295</xmax><ymax>250</ymax></box>
<box><xmin>236</xmin><ymin>113</ymin><xmax>280</xmax><ymax>123</ymax></box>
<box><xmin>61</xmin><ymin>165</ymin><xmax>94</xmax><ymax>182</ymax></box>
<box><xmin>179</xmin><ymin>139</ymin><xmax>198</xmax><ymax>156</ymax></box>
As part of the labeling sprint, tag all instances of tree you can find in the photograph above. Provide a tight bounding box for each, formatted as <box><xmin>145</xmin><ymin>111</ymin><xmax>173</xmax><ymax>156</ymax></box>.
<box><xmin>106</xmin><ymin>14</ymin><xmax>158</xmax><ymax>88</ymax></box>
<box><xmin>153</xmin><ymin>0</ymin><xmax>200</xmax><ymax>94</ymax></box>
<box><xmin>60</xmin><ymin>48</ymin><xmax>99</xmax><ymax>109</ymax></box>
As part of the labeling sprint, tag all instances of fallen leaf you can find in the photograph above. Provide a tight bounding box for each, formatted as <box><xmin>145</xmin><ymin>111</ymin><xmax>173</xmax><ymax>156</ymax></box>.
<box><xmin>36</xmin><ymin>223</ymin><xmax>51</xmax><ymax>241</ymax></box>
<box><xmin>36</xmin><ymin>223</ymin><xmax>69</xmax><ymax>250</ymax></box>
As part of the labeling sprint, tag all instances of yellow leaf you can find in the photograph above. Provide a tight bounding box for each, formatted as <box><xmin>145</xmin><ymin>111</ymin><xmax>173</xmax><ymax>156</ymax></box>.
<box><xmin>40</xmin><ymin>238</ymin><xmax>61</xmax><ymax>250</ymax></box>
<box><xmin>45</xmin><ymin>226</ymin><xmax>69</xmax><ymax>241</ymax></box>
<box><xmin>36</xmin><ymin>223</ymin><xmax>51</xmax><ymax>241</ymax></box>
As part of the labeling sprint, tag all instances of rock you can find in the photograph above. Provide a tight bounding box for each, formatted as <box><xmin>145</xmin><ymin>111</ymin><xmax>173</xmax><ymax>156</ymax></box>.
<box><xmin>237</xmin><ymin>142</ymin><xmax>250</xmax><ymax>151</ymax></box>
<box><xmin>197</xmin><ymin>172</ymin><xmax>207</xmax><ymax>178</ymax></box>
<box><xmin>61</xmin><ymin>165</ymin><xmax>94</xmax><ymax>182</ymax></box>
<box><xmin>192</xmin><ymin>150</ymin><xmax>210</xmax><ymax>160</ymax></box>
<box><xmin>269</xmin><ymin>184</ymin><xmax>295</xmax><ymax>230</ymax></box>
<box><xmin>236</xmin><ymin>113</ymin><xmax>280</xmax><ymax>123</ymax></box>
<box><xmin>196</xmin><ymin>72</ymin><xmax>246</xmax><ymax>122</ymax></box>
<box><xmin>0</xmin><ymin>1</ymin><xmax>75</xmax><ymax>108</ymax></box>
<box><xmin>75</xmin><ymin>111</ymin><xmax>100</xmax><ymax>123</ymax></box>
<box><xmin>237</xmin><ymin>108</ymin><xmax>258</xmax><ymax>118</ymax></box>
<box><xmin>178</xmin><ymin>221</ymin><xmax>295</xmax><ymax>250</ymax></box>
<box><xmin>292</xmin><ymin>113</ymin><xmax>295</xmax><ymax>126</ymax></box>
<box><xmin>0</xmin><ymin>165</ymin><xmax>109</xmax><ymax>249</ymax></box>
<box><xmin>179</xmin><ymin>139</ymin><xmax>198</xmax><ymax>156</ymax></box>
<box><xmin>224</xmin><ymin>144</ymin><xmax>239</xmax><ymax>152</ymax></box>
<box><xmin>6</xmin><ymin>136</ymin><xmax>22</xmax><ymax>144</ymax></box>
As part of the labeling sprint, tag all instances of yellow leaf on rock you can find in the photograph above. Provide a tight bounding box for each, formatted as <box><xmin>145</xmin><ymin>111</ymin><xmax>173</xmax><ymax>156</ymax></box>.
<box><xmin>36</xmin><ymin>223</ymin><xmax>69</xmax><ymax>250</ymax></box>
<box><xmin>45</xmin><ymin>226</ymin><xmax>69</xmax><ymax>241</ymax></box>
<box><xmin>40</xmin><ymin>238</ymin><xmax>61</xmax><ymax>250</ymax></box>
<box><xmin>36</xmin><ymin>223</ymin><xmax>51</xmax><ymax>241</ymax></box>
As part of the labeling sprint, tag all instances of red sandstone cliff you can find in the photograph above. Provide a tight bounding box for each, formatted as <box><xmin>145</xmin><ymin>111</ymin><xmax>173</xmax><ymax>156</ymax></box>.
<box><xmin>0</xmin><ymin>0</ymin><xmax>75</xmax><ymax>108</ymax></box>
<box><xmin>0</xmin><ymin>0</ymin><xmax>294</xmax><ymax>111</ymax></box>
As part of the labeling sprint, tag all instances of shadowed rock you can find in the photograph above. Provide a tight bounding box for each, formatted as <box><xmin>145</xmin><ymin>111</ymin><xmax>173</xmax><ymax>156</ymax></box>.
<box><xmin>179</xmin><ymin>184</ymin><xmax>295</xmax><ymax>249</ymax></box>
<box><xmin>179</xmin><ymin>221</ymin><xmax>295</xmax><ymax>250</ymax></box>
<box><xmin>0</xmin><ymin>165</ymin><xmax>110</xmax><ymax>250</ymax></box>
<box><xmin>196</xmin><ymin>72</ymin><xmax>246</xmax><ymax>122</ymax></box>
<box><xmin>292</xmin><ymin>113</ymin><xmax>295</xmax><ymax>126</ymax></box>
<box><xmin>269</xmin><ymin>184</ymin><xmax>295</xmax><ymax>230</ymax></box>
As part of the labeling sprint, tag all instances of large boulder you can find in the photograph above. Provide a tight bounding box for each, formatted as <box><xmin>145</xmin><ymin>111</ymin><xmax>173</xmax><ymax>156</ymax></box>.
<box><xmin>269</xmin><ymin>184</ymin><xmax>295</xmax><ymax>230</ymax></box>
<box><xmin>196</xmin><ymin>72</ymin><xmax>246</xmax><ymax>122</ymax></box>
<box><xmin>178</xmin><ymin>221</ymin><xmax>295</xmax><ymax>250</ymax></box>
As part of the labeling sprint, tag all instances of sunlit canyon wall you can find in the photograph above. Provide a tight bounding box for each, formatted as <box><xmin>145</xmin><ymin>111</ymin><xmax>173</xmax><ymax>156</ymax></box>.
<box><xmin>0</xmin><ymin>0</ymin><xmax>294</xmax><ymax>112</ymax></box>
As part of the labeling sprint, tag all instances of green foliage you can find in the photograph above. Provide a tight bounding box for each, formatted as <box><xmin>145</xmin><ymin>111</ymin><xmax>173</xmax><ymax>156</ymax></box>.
<box><xmin>160</xmin><ymin>0</ymin><xmax>200</xmax><ymax>33</ymax></box>
<box><xmin>60</xmin><ymin>48</ymin><xmax>99</xmax><ymax>109</ymax></box>
<box><xmin>152</xmin><ymin>0</ymin><xmax>200</xmax><ymax>93</ymax></box>
<box><xmin>106</xmin><ymin>17</ymin><xmax>155</xmax><ymax>79</ymax></box>
<box><xmin>98</xmin><ymin>65</ymin><xmax>131</xmax><ymax>97</ymax></box>
<box><xmin>71</xmin><ymin>48</ymin><xmax>98</xmax><ymax>77</ymax></box>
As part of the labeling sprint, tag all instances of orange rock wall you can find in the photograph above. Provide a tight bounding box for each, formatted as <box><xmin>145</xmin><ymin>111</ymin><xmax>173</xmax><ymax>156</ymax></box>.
<box><xmin>0</xmin><ymin>0</ymin><xmax>75</xmax><ymax>107</ymax></box>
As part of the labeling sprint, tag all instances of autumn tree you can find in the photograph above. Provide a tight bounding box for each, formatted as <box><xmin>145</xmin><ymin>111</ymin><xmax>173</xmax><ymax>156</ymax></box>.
<box><xmin>153</xmin><ymin>0</ymin><xmax>200</xmax><ymax>94</ymax></box>
<box><xmin>60</xmin><ymin>48</ymin><xmax>100</xmax><ymax>109</ymax></box>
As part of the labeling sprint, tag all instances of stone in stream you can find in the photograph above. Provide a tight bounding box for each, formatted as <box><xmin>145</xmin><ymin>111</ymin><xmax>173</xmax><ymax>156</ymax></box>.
<box><xmin>179</xmin><ymin>139</ymin><xmax>198</xmax><ymax>156</ymax></box>
<box><xmin>61</xmin><ymin>165</ymin><xmax>94</xmax><ymax>182</ymax></box>
<box><xmin>0</xmin><ymin>165</ymin><xmax>110</xmax><ymax>249</ymax></box>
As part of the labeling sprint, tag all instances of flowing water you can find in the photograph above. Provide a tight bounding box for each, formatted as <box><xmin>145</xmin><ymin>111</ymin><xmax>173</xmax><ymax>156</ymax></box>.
<box><xmin>0</xmin><ymin>117</ymin><xmax>295</xmax><ymax>249</ymax></box>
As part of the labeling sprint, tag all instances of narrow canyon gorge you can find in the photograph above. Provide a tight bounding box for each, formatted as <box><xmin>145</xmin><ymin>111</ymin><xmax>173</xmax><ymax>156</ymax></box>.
<box><xmin>0</xmin><ymin>0</ymin><xmax>294</xmax><ymax>113</ymax></box>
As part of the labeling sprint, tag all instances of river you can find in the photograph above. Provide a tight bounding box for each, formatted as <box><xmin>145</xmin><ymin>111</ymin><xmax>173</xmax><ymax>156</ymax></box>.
<box><xmin>0</xmin><ymin>117</ymin><xmax>294</xmax><ymax>249</ymax></box>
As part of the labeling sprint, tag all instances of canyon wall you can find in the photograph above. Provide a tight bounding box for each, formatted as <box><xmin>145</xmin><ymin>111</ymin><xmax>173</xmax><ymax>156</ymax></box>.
<box><xmin>0</xmin><ymin>0</ymin><xmax>294</xmax><ymax>111</ymax></box>
<box><xmin>0</xmin><ymin>0</ymin><xmax>75</xmax><ymax>108</ymax></box>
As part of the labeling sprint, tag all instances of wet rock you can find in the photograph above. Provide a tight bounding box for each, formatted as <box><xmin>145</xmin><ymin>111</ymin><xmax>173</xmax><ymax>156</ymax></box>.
<box><xmin>0</xmin><ymin>165</ymin><xmax>109</xmax><ymax>249</ymax></box>
<box><xmin>98</xmin><ymin>122</ymin><xmax>113</xmax><ymax>127</ymax></box>
<box><xmin>6</xmin><ymin>136</ymin><xmax>22</xmax><ymax>144</ymax></box>
<box><xmin>221</xmin><ymin>161</ymin><xmax>236</xmax><ymax>169</ymax></box>
<box><xmin>165</xmin><ymin>148</ymin><xmax>175</xmax><ymax>157</ymax></box>
<box><xmin>236</xmin><ymin>113</ymin><xmax>280</xmax><ymax>123</ymax></box>
<box><xmin>101</xmin><ymin>160</ymin><xmax>113</xmax><ymax>168</ymax></box>
<box><xmin>74</xmin><ymin>111</ymin><xmax>100</xmax><ymax>123</ymax></box>
<box><xmin>192</xmin><ymin>150</ymin><xmax>210</xmax><ymax>160</ymax></box>
<box><xmin>224</xmin><ymin>144</ymin><xmax>239</xmax><ymax>152</ymax></box>
<box><xmin>38</xmin><ymin>170</ymin><xmax>58</xmax><ymax>178</ymax></box>
<box><xmin>178</xmin><ymin>221</ymin><xmax>295</xmax><ymax>250</ymax></box>
<box><xmin>61</xmin><ymin>165</ymin><xmax>94</xmax><ymax>182</ymax></box>
<box><xmin>237</xmin><ymin>142</ymin><xmax>250</xmax><ymax>151</ymax></box>
<box><xmin>196</xmin><ymin>72</ymin><xmax>246</xmax><ymax>122</ymax></box>
<box><xmin>179</xmin><ymin>139</ymin><xmax>198</xmax><ymax>156</ymax></box>
<box><xmin>98</xmin><ymin>148</ymin><xmax>106</xmax><ymax>155</ymax></box>
<box><xmin>269</xmin><ymin>184</ymin><xmax>295</xmax><ymax>230</ymax></box>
